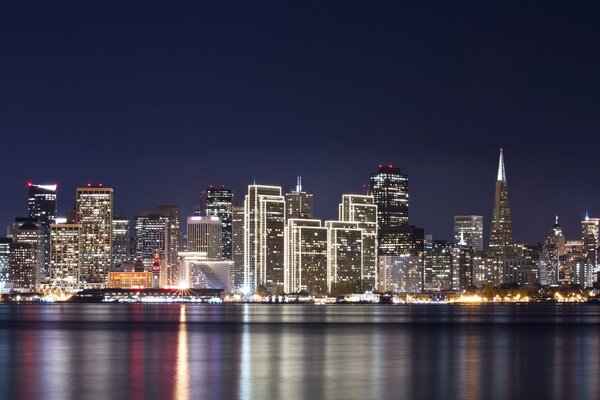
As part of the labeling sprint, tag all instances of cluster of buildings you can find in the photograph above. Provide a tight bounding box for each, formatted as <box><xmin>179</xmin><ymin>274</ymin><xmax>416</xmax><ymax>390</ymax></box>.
<box><xmin>0</xmin><ymin>150</ymin><xmax>599</xmax><ymax>297</ymax></box>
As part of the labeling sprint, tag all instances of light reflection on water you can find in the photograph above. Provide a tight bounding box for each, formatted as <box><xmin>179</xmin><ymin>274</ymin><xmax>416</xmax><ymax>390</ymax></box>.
<box><xmin>0</xmin><ymin>304</ymin><xmax>599</xmax><ymax>400</ymax></box>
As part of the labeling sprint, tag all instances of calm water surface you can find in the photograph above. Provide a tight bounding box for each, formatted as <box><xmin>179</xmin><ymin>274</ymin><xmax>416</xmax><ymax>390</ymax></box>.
<box><xmin>0</xmin><ymin>304</ymin><xmax>599</xmax><ymax>400</ymax></box>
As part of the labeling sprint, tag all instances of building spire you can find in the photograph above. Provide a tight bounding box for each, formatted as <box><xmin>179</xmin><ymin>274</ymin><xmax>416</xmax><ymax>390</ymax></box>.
<box><xmin>585</xmin><ymin>211</ymin><xmax>590</xmax><ymax>221</ymax></box>
<box><xmin>555</xmin><ymin>214</ymin><xmax>559</xmax><ymax>225</ymax></box>
<box><xmin>296</xmin><ymin>175</ymin><xmax>302</xmax><ymax>192</ymax></box>
<box><xmin>497</xmin><ymin>148</ymin><xmax>506</xmax><ymax>182</ymax></box>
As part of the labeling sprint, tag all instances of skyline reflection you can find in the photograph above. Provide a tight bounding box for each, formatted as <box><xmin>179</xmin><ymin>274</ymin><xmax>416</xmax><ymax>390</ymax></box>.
<box><xmin>0</xmin><ymin>304</ymin><xmax>599</xmax><ymax>399</ymax></box>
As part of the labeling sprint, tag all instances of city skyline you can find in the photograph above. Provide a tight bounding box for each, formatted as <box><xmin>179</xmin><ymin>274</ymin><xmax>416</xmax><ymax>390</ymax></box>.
<box><xmin>2</xmin><ymin>2</ymin><xmax>600</xmax><ymax>247</ymax></box>
<box><xmin>4</xmin><ymin>152</ymin><xmax>597</xmax><ymax>247</ymax></box>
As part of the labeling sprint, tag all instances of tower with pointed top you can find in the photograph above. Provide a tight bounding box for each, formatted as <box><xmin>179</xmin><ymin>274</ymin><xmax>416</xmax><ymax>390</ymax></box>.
<box><xmin>489</xmin><ymin>149</ymin><xmax>514</xmax><ymax>261</ymax></box>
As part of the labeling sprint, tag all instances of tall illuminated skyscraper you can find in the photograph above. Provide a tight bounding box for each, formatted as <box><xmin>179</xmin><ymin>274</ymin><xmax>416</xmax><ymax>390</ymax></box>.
<box><xmin>201</xmin><ymin>186</ymin><xmax>233</xmax><ymax>260</ymax></box>
<box><xmin>76</xmin><ymin>184</ymin><xmax>113</xmax><ymax>286</ymax></box>
<box><xmin>187</xmin><ymin>216</ymin><xmax>222</xmax><ymax>261</ymax></box>
<box><xmin>369</xmin><ymin>164</ymin><xmax>409</xmax><ymax>256</ymax></box>
<box><xmin>243</xmin><ymin>185</ymin><xmax>285</xmax><ymax>293</ymax></box>
<box><xmin>580</xmin><ymin>214</ymin><xmax>599</xmax><ymax>288</ymax></box>
<box><xmin>285</xmin><ymin>219</ymin><xmax>328</xmax><ymax>294</ymax></box>
<box><xmin>112</xmin><ymin>216</ymin><xmax>130</xmax><ymax>268</ymax></box>
<box><xmin>0</xmin><ymin>238</ymin><xmax>10</xmax><ymax>288</ymax></box>
<box><xmin>489</xmin><ymin>149</ymin><xmax>514</xmax><ymax>260</ymax></box>
<box><xmin>9</xmin><ymin>218</ymin><xmax>44</xmax><ymax>290</ymax></box>
<box><xmin>453</xmin><ymin>215</ymin><xmax>483</xmax><ymax>252</ymax></box>
<box><xmin>50</xmin><ymin>223</ymin><xmax>81</xmax><ymax>290</ymax></box>
<box><xmin>27</xmin><ymin>182</ymin><xmax>57</xmax><ymax>281</ymax></box>
<box><xmin>339</xmin><ymin>194</ymin><xmax>377</xmax><ymax>291</ymax></box>
<box><xmin>326</xmin><ymin>220</ymin><xmax>363</xmax><ymax>294</ymax></box>
<box><xmin>135</xmin><ymin>205</ymin><xmax>181</xmax><ymax>285</ymax></box>
<box><xmin>541</xmin><ymin>216</ymin><xmax>565</xmax><ymax>285</ymax></box>
<box><xmin>285</xmin><ymin>176</ymin><xmax>313</xmax><ymax>221</ymax></box>
<box><xmin>231</xmin><ymin>205</ymin><xmax>245</xmax><ymax>292</ymax></box>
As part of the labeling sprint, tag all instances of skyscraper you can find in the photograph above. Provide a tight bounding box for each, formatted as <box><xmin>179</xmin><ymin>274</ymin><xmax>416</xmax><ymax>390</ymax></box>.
<box><xmin>243</xmin><ymin>185</ymin><xmax>285</xmax><ymax>294</ymax></box>
<box><xmin>50</xmin><ymin>223</ymin><xmax>81</xmax><ymax>291</ymax></box>
<box><xmin>76</xmin><ymin>184</ymin><xmax>113</xmax><ymax>286</ymax></box>
<box><xmin>326</xmin><ymin>220</ymin><xmax>363</xmax><ymax>294</ymax></box>
<box><xmin>186</xmin><ymin>216</ymin><xmax>222</xmax><ymax>261</ymax></box>
<box><xmin>201</xmin><ymin>186</ymin><xmax>233</xmax><ymax>260</ymax></box>
<box><xmin>580</xmin><ymin>214</ymin><xmax>599</xmax><ymax>288</ymax></box>
<box><xmin>453</xmin><ymin>215</ymin><xmax>484</xmax><ymax>252</ymax></box>
<box><xmin>285</xmin><ymin>176</ymin><xmax>313</xmax><ymax>221</ymax></box>
<box><xmin>0</xmin><ymin>237</ymin><xmax>10</xmax><ymax>289</ymax></box>
<box><xmin>134</xmin><ymin>205</ymin><xmax>180</xmax><ymax>285</ymax></box>
<box><xmin>27</xmin><ymin>183</ymin><xmax>57</xmax><ymax>282</ymax></box>
<box><xmin>423</xmin><ymin>239</ymin><xmax>453</xmax><ymax>291</ymax></box>
<box><xmin>369</xmin><ymin>164</ymin><xmax>422</xmax><ymax>258</ymax></box>
<box><xmin>339</xmin><ymin>194</ymin><xmax>377</xmax><ymax>291</ymax></box>
<box><xmin>542</xmin><ymin>216</ymin><xmax>565</xmax><ymax>285</ymax></box>
<box><xmin>231</xmin><ymin>205</ymin><xmax>245</xmax><ymax>293</ymax></box>
<box><xmin>112</xmin><ymin>216</ymin><xmax>131</xmax><ymax>268</ymax></box>
<box><xmin>284</xmin><ymin>219</ymin><xmax>328</xmax><ymax>294</ymax></box>
<box><xmin>9</xmin><ymin>218</ymin><xmax>44</xmax><ymax>290</ymax></box>
<box><xmin>489</xmin><ymin>149</ymin><xmax>514</xmax><ymax>260</ymax></box>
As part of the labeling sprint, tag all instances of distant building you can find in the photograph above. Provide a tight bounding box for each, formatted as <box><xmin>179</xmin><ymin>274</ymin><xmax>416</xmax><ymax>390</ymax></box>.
<box><xmin>77</xmin><ymin>185</ymin><xmax>113</xmax><ymax>286</ymax></box>
<box><xmin>378</xmin><ymin>255</ymin><xmax>422</xmax><ymax>293</ymax></box>
<box><xmin>423</xmin><ymin>239</ymin><xmax>453</xmax><ymax>291</ymax></box>
<box><xmin>27</xmin><ymin>183</ymin><xmax>57</xmax><ymax>282</ymax></box>
<box><xmin>186</xmin><ymin>216</ymin><xmax>222</xmax><ymax>261</ymax></box>
<box><xmin>134</xmin><ymin>205</ymin><xmax>180</xmax><ymax>285</ymax></box>
<box><xmin>453</xmin><ymin>215</ymin><xmax>483</xmax><ymax>252</ymax></box>
<box><xmin>108</xmin><ymin>260</ymin><xmax>153</xmax><ymax>289</ymax></box>
<box><xmin>9</xmin><ymin>218</ymin><xmax>44</xmax><ymax>290</ymax></box>
<box><xmin>285</xmin><ymin>219</ymin><xmax>328</xmax><ymax>294</ymax></box>
<box><xmin>325</xmin><ymin>220</ymin><xmax>363</xmax><ymax>294</ymax></box>
<box><xmin>285</xmin><ymin>176</ymin><xmax>313</xmax><ymax>221</ymax></box>
<box><xmin>0</xmin><ymin>238</ymin><xmax>11</xmax><ymax>289</ymax></box>
<box><xmin>369</xmin><ymin>164</ymin><xmax>409</xmax><ymax>256</ymax></box>
<box><xmin>581</xmin><ymin>214</ymin><xmax>599</xmax><ymax>288</ymax></box>
<box><xmin>339</xmin><ymin>194</ymin><xmax>377</xmax><ymax>291</ymax></box>
<box><xmin>541</xmin><ymin>216</ymin><xmax>565</xmax><ymax>285</ymax></box>
<box><xmin>201</xmin><ymin>186</ymin><xmax>233</xmax><ymax>261</ymax></box>
<box><xmin>231</xmin><ymin>205</ymin><xmax>245</xmax><ymax>293</ymax></box>
<box><xmin>489</xmin><ymin>149</ymin><xmax>514</xmax><ymax>261</ymax></box>
<box><xmin>177</xmin><ymin>251</ymin><xmax>209</xmax><ymax>287</ymax></box>
<box><xmin>50</xmin><ymin>223</ymin><xmax>81</xmax><ymax>290</ymax></box>
<box><xmin>112</xmin><ymin>216</ymin><xmax>131</xmax><ymax>268</ymax></box>
<box><xmin>244</xmin><ymin>185</ymin><xmax>285</xmax><ymax>294</ymax></box>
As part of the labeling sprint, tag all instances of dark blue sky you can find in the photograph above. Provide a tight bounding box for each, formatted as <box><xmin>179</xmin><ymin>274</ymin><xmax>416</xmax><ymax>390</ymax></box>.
<box><xmin>1</xmin><ymin>1</ymin><xmax>599</xmax><ymax>243</ymax></box>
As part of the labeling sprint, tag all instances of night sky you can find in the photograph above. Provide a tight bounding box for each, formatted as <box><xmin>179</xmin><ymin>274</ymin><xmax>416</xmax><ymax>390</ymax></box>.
<box><xmin>1</xmin><ymin>1</ymin><xmax>599</xmax><ymax>244</ymax></box>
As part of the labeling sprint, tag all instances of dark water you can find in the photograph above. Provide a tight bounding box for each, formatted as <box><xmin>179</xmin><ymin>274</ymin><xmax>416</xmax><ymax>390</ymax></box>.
<box><xmin>0</xmin><ymin>304</ymin><xmax>599</xmax><ymax>400</ymax></box>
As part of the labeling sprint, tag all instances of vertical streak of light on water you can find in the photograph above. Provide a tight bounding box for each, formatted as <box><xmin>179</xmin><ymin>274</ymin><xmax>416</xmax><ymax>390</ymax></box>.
<box><xmin>174</xmin><ymin>305</ymin><xmax>189</xmax><ymax>400</ymax></box>
<box><xmin>239</xmin><ymin>304</ymin><xmax>252</xmax><ymax>400</ymax></box>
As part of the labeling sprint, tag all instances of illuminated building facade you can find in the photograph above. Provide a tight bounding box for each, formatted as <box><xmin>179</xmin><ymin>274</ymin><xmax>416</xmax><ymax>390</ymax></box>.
<box><xmin>581</xmin><ymin>214</ymin><xmax>599</xmax><ymax>288</ymax></box>
<box><xmin>378</xmin><ymin>255</ymin><xmax>422</xmax><ymax>293</ymax></box>
<box><xmin>0</xmin><ymin>238</ymin><xmax>10</xmax><ymax>288</ymax></box>
<box><xmin>284</xmin><ymin>176</ymin><xmax>313</xmax><ymax>221</ymax></box>
<box><xmin>108</xmin><ymin>271</ymin><xmax>153</xmax><ymax>289</ymax></box>
<box><xmin>186</xmin><ymin>216</ymin><xmax>222</xmax><ymax>261</ymax></box>
<box><xmin>27</xmin><ymin>183</ymin><xmax>57</xmax><ymax>282</ymax></box>
<box><xmin>231</xmin><ymin>205</ymin><xmax>245</xmax><ymax>292</ymax></box>
<box><xmin>134</xmin><ymin>205</ymin><xmax>180</xmax><ymax>285</ymax></box>
<box><xmin>76</xmin><ymin>185</ymin><xmax>113</xmax><ymax>286</ymax></box>
<box><xmin>243</xmin><ymin>185</ymin><xmax>285</xmax><ymax>293</ymax></box>
<box><xmin>177</xmin><ymin>251</ymin><xmax>208</xmax><ymax>287</ymax></box>
<box><xmin>326</xmin><ymin>220</ymin><xmax>363</xmax><ymax>294</ymax></box>
<box><xmin>563</xmin><ymin>240</ymin><xmax>584</xmax><ymax>285</ymax></box>
<box><xmin>423</xmin><ymin>239</ymin><xmax>453</xmax><ymax>291</ymax></box>
<box><xmin>9</xmin><ymin>218</ymin><xmax>44</xmax><ymax>290</ymax></box>
<box><xmin>541</xmin><ymin>216</ymin><xmax>565</xmax><ymax>285</ymax></box>
<box><xmin>339</xmin><ymin>194</ymin><xmax>377</xmax><ymax>291</ymax></box>
<box><xmin>453</xmin><ymin>215</ymin><xmax>484</xmax><ymax>252</ymax></box>
<box><xmin>201</xmin><ymin>186</ymin><xmax>233</xmax><ymax>260</ymax></box>
<box><xmin>489</xmin><ymin>149</ymin><xmax>514</xmax><ymax>261</ymax></box>
<box><xmin>284</xmin><ymin>219</ymin><xmax>328</xmax><ymax>294</ymax></box>
<box><xmin>369</xmin><ymin>164</ymin><xmax>409</xmax><ymax>256</ymax></box>
<box><xmin>50</xmin><ymin>223</ymin><xmax>81</xmax><ymax>290</ymax></box>
<box><xmin>112</xmin><ymin>216</ymin><xmax>131</xmax><ymax>268</ymax></box>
